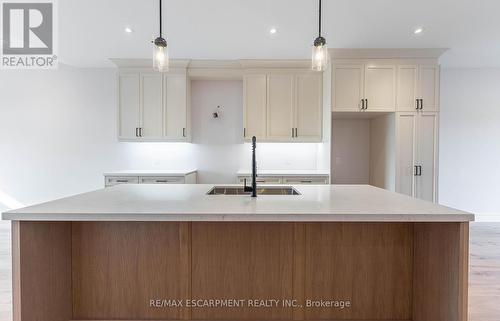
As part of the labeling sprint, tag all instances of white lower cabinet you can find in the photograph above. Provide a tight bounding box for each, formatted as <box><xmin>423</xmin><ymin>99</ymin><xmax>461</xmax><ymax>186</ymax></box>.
<box><xmin>237</xmin><ymin>175</ymin><xmax>329</xmax><ymax>185</ymax></box>
<box><xmin>105</xmin><ymin>172</ymin><xmax>197</xmax><ymax>187</ymax></box>
<box><xmin>282</xmin><ymin>176</ymin><xmax>329</xmax><ymax>185</ymax></box>
<box><xmin>105</xmin><ymin>176</ymin><xmax>140</xmax><ymax>186</ymax></box>
<box><xmin>396</xmin><ymin>112</ymin><xmax>438</xmax><ymax>202</ymax></box>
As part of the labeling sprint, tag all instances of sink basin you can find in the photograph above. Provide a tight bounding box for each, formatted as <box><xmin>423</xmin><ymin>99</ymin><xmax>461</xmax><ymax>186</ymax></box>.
<box><xmin>206</xmin><ymin>186</ymin><xmax>301</xmax><ymax>195</ymax></box>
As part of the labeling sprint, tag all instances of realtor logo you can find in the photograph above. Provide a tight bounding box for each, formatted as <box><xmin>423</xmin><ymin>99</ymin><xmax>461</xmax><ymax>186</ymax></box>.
<box><xmin>1</xmin><ymin>0</ymin><xmax>58</xmax><ymax>69</ymax></box>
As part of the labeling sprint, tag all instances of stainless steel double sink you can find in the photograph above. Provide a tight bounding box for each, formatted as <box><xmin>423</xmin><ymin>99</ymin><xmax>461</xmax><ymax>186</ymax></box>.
<box><xmin>206</xmin><ymin>186</ymin><xmax>300</xmax><ymax>195</ymax></box>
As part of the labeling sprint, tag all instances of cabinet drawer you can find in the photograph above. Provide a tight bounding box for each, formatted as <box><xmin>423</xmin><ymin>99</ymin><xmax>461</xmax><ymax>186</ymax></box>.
<box><xmin>238</xmin><ymin>176</ymin><xmax>282</xmax><ymax>184</ymax></box>
<box><xmin>139</xmin><ymin>176</ymin><xmax>185</xmax><ymax>184</ymax></box>
<box><xmin>105</xmin><ymin>176</ymin><xmax>139</xmax><ymax>187</ymax></box>
<box><xmin>282</xmin><ymin>176</ymin><xmax>329</xmax><ymax>185</ymax></box>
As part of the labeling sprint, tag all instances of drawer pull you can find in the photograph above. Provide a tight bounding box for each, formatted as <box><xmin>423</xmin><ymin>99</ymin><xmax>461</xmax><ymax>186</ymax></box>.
<box><xmin>116</xmin><ymin>180</ymin><xmax>128</xmax><ymax>183</ymax></box>
<box><xmin>155</xmin><ymin>180</ymin><xmax>169</xmax><ymax>183</ymax></box>
<box><xmin>300</xmin><ymin>180</ymin><xmax>313</xmax><ymax>183</ymax></box>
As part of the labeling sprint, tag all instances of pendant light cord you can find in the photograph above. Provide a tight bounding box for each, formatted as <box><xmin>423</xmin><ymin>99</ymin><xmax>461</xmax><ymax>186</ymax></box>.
<box><xmin>159</xmin><ymin>0</ymin><xmax>162</xmax><ymax>37</ymax></box>
<box><xmin>318</xmin><ymin>0</ymin><xmax>322</xmax><ymax>37</ymax></box>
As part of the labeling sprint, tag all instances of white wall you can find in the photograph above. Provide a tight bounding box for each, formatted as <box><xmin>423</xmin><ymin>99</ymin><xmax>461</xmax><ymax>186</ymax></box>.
<box><xmin>440</xmin><ymin>68</ymin><xmax>500</xmax><ymax>219</ymax></box>
<box><xmin>0</xmin><ymin>67</ymin><xmax>325</xmax><ymax>210</ymax></box>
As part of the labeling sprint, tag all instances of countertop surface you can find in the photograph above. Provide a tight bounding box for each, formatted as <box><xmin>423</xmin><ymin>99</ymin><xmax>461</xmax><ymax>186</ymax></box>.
<box><xmin>237</xmin><ymin>170</ymin><xmax>329</xmax><ymax>176</ymax></box>
<box><xmin>104</xmin><ymin>169</ymin><xmax>197</xmax><ymax>176</ymax></box>
<box><xmin>2</xmin><ymin>184</ymin><xmax>474</xmax><ymax>222</ymax></box>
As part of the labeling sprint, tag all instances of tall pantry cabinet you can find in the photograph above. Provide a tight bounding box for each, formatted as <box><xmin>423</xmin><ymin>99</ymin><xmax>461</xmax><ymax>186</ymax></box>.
<box><xmin>331</xmin><ymin>49</ymin><xmax>444</xmax><ymax>203</ymax></box>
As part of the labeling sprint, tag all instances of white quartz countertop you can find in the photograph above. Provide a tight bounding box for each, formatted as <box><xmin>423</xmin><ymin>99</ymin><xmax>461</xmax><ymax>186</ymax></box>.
<box><xmin>104</xmin><ymin>169</ymin><xmax>197</xmax><ymax>176</ymax></box>
<box><xmin>237</xmin><ymin>170</ymin><xmax>329</xmax><ymax>176</ymax></box>
<box><xmin>2</xmin><ymin>184</ymin><xmax>473</xmax><ymax>222</ymax></box>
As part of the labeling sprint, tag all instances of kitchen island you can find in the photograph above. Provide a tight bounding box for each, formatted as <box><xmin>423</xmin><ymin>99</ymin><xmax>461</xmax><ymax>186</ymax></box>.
<box><xmin>3</xmin><ymin>184</ymin><xmax>473</xmax><ymax>321</ymax></box>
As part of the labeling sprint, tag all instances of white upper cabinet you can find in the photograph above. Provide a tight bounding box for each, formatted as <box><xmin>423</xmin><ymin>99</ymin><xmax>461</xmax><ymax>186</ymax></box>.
<box><xmin>117</xmin><ymin>70</ymin><xmax>189</xmax><ymax>142</ymax></box>
<box><xmin>334</xmin><ymin>61</ymin><xmax>439</xmax><ymax>113</ymax></box>
<box><xmin>332</xmin><ymin>64</ymin><xmax>364</xmax><ymax>111</ymax></box>
<box><xmin>244</xmin><ymin>71</ymin><xmax>323</xmax><ymax>142</ymax></box>
<box><xmin>164</xmin><ymin>74</ymin><xmax>188</xmax><ymax>140</ymax></box>
<box><xmin>141</xmin><ymin>73</ymin><xmax>163</xmax><ymax>138</ymax></box>
<box><xmin>295</xmin><ymin>73</ymin><xmax>323</xmax><ymax>141</ymax></box>
<box><xmin>396</xmin><ymin>65</ymin><xmax>418</xmax><ymax>111</ymax></box>
<box><xmin>364</xmin><ymin>64</ymin><xmax>396</xmax><ymax>111</ymax></box>
<box><xmin>418</xmin><ymin>65</ymin><xmax>439</xmax><ymax>112</ymax></box>
<box><xmin>243</xmin><ymin>74</ymin><xmax>267</xmax><ymax>140</ymax></box>
<box><xmin>118</xmin><ymin>73</ymin><xmax>141</xmax><ymax>139</ymax></box>
<box><xmin>332</xmin><ymin>63</ymin><xmax>395</xmax><ymax>112</ymax></box>
<box><xmin>397</xmin><ymin>65</ymin><xmax>439</xmax><ymax>112</ymax></box>
<box><xmin>266</xmin><ymin>74</ymin><xmax>294</xmax><ymax>141</ymax></box>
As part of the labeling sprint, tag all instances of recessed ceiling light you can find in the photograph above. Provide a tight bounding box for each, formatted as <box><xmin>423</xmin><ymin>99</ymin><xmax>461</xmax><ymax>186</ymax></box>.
<box><xmin>124</xmin><ymin>27</ymin><xmax>133</xmax><ymax>33</ymax></box>
<box><xmin>414</xmin><ymin>27</ymin><xmax>424</xmax><ymax>35</ymax></box>
<box><xmin>269</xmin><ymin>27</ymin><xmax>277</xmax><ymax>34</ymax></box>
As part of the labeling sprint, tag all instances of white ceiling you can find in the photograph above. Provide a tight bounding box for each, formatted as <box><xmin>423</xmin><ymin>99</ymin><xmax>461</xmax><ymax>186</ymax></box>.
<box><xmin>56</xmin><ymin>0</ymin><xmax>500</xmax><ymax>68</ymax></box>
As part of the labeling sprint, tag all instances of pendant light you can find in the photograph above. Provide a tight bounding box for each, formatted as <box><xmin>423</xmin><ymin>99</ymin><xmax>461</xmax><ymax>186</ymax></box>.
<box><xmin>312</xmin><ymin>0</ymin><xmax>328</xmax><ymax>71</ymax></box>
<box><xmin>153</xmin><ymin>0</ymin><xmax>169</xmax><ymax>72</ymax></box>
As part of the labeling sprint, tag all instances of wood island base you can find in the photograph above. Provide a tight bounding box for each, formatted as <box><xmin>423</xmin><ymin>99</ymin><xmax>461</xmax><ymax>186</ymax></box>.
<box><xmin>12</xmin><ymin>221</ymin><xmax>469</xmax><ymax>321</ymax></box>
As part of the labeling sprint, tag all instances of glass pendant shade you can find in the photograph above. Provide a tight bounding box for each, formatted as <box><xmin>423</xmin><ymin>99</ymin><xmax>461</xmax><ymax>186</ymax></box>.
<box><xmin>312</xmin><ymin>42</ymin><xmax>328</xmax><ymax>71</ymax></box>
<box><xmin>153</xmin><ymin>39</ymin><xmax>169</xmax><ymax>72</ymax></box>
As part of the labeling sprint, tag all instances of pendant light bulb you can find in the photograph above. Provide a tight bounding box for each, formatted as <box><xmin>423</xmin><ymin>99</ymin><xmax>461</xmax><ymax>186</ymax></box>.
<box><xmin>312</xmin><ymin>37</ymin><xmax>328</xmax><ymax>71</ymax></box>
<box><xmin>311</xmin><ymin>0</ymin><xmax>329</xmax><ymax>71</ymax></box>
<box><xmin>153</xmin><ymin>0</ymin><xmax>169</xmax><ymax>72</ymax></box>
<box><xmin>153</xmin><ymin>37</ymin><xmax>169</xmax><ymax>72</ymax></box>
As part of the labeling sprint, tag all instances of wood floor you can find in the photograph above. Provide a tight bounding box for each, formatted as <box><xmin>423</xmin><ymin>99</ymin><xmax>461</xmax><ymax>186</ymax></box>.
<box><xmin>0</xmin><ymin>221</ymin><xmax>497</xmax><ymax>321</ymax></box>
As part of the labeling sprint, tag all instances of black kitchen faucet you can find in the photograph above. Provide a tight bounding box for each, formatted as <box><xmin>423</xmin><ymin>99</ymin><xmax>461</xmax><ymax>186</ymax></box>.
<box><xmin>243</xmin><ymin>136</ymin><xmax>257</xmax><ymax>197</ymax></box>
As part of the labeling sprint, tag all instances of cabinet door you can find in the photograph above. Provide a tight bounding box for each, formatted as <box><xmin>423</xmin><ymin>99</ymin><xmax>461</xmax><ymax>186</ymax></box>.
<box><xmin>295</xmin><ymin>73</ymin><xmax>322</xmax><ymax>141</ymax></box>
<box><xmin>416</xmin><ymin>112</ymin><xmax>438</xmax><ymax>202</ymax></box>
<box><xmin>267</xmin><ymin>74</ymin><xmax>294</xmax><ymax>141</ymax></box>
<box><xmin>141</xmin><ymin>73</ymin><xmax>163</xmax><ymax>138</ymax></box>
<box><xmin>243</xmin><ymin>75</ymin><xmax>267</xmax><ymax>140</ymax></box>
<box><xmin>396</xmin><ymin>65</ymin><xmax>418</xmax><ymax>112</ymax></box>
<box><xmin>238</xmin><ymin>176</ymin><xmax>282</xmax><ymax>184</ymax></box>
<box><xmin>139</xmin><ymin>176</ymin><xmax>185</xmax><ymax>184</ymax></box>
<box><xmin>282</xmin><ymin>176</ymin><xmax>329</xmax><ymax>185</ymax></box>
<box><xmin>364</xmin><ymin>64</ymin><xmax>396</xmax><ymax>111</ymax></box>
<box><xmin>396</xmin><ymin>113</ymin><xmax>417</xmax><ymax>197</ymax></box>
<box><xmin>332</xmin><ymin>64</ymin><xmax>364</xmax><ymax>111</ymax></box>
<box><xmin>118</xmin><ymin>73</ymin><xmax>140</xmax><ymax>139</ymax></box>
<box><xmin>164</xmin><ymin>74</ymin><xmax>188</xmax><ymax>140</ymax></box>
<box><xmin>418</xmin><ymin>65</ymin><xmax>439</xmax><ymax>112</ymax></box>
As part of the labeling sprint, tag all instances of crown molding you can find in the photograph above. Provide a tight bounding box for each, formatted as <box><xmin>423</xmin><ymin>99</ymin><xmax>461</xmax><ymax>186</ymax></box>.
<box><xmin>330</xmin><ymin>48</ymin><xmax>449</xmax><ymax>59</ymax></box>
<box><xmin>109</xmin><ymin>58</ymin><xmax>191</xmax><ymax>69</ymax></box>
<box><xmin>239</xmin><ymin>59</ymin><xmax>311</xmax><ymax>69</ymax></box>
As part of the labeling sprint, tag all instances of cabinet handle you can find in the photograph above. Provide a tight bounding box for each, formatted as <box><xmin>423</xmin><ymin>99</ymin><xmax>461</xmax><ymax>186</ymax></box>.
<box><xmin>414</xmin><ymin>165</ymin><xmax>418</xmax><ymax>176</ymax></box>
<box><xmin>182</xmin><ymin>128</ymin><xmax>186</xmax><ymax>137</ymax></box>
<box><xmin>415</xmin><ymin>99</ymin><xmax>419</xmax><ymax>110</ymax></box>
<box><xmin>415</xmin><ymin>165</ymin><xmax>422</xmax><ymax>176</ymax></box>
<box><xmin>116</xmin><ymin>180</ymin><xmax>128</xmax><ymax>183</ymax></box>
<box><xmin>365</xmin><ymin>99</ymin><xmax>368</xmax><ymax>110</ymax></box>
<box><xmin>420</xmin><ymin>99</ymin><xmax>424</xmax><ymax>110</ymax></box>
<box><xmin>292</xmin><ymin>128</ymin><xmax>295</xmax><ymax>138</ymax></box>
<box><xmin>295</xmin><ymin>128</ymin><xmax>298</xmax><ymax>137</ymax></box>
<box><xmin>243</xmin><ymin>128</ymin><xmax>246</xmax><ymax>137</ymax></box>
<box><xmin>300</xmin><ymin>180</ymin><xmax>313</xmax><ymax>183</ymax></box>
<box><xmin>139</xmin><ymin>127</ymin><xmax>143</xmax><ymax>137</ymax></box>
<box><xmin>155</xmin><ymin>180</ymin><xmax>169</xmax><ymax>183</ymax></box>
<box><xmin>360</xmin><ymin>99</ymin><xmax>364</xmax><ymax>110</ymax></box>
